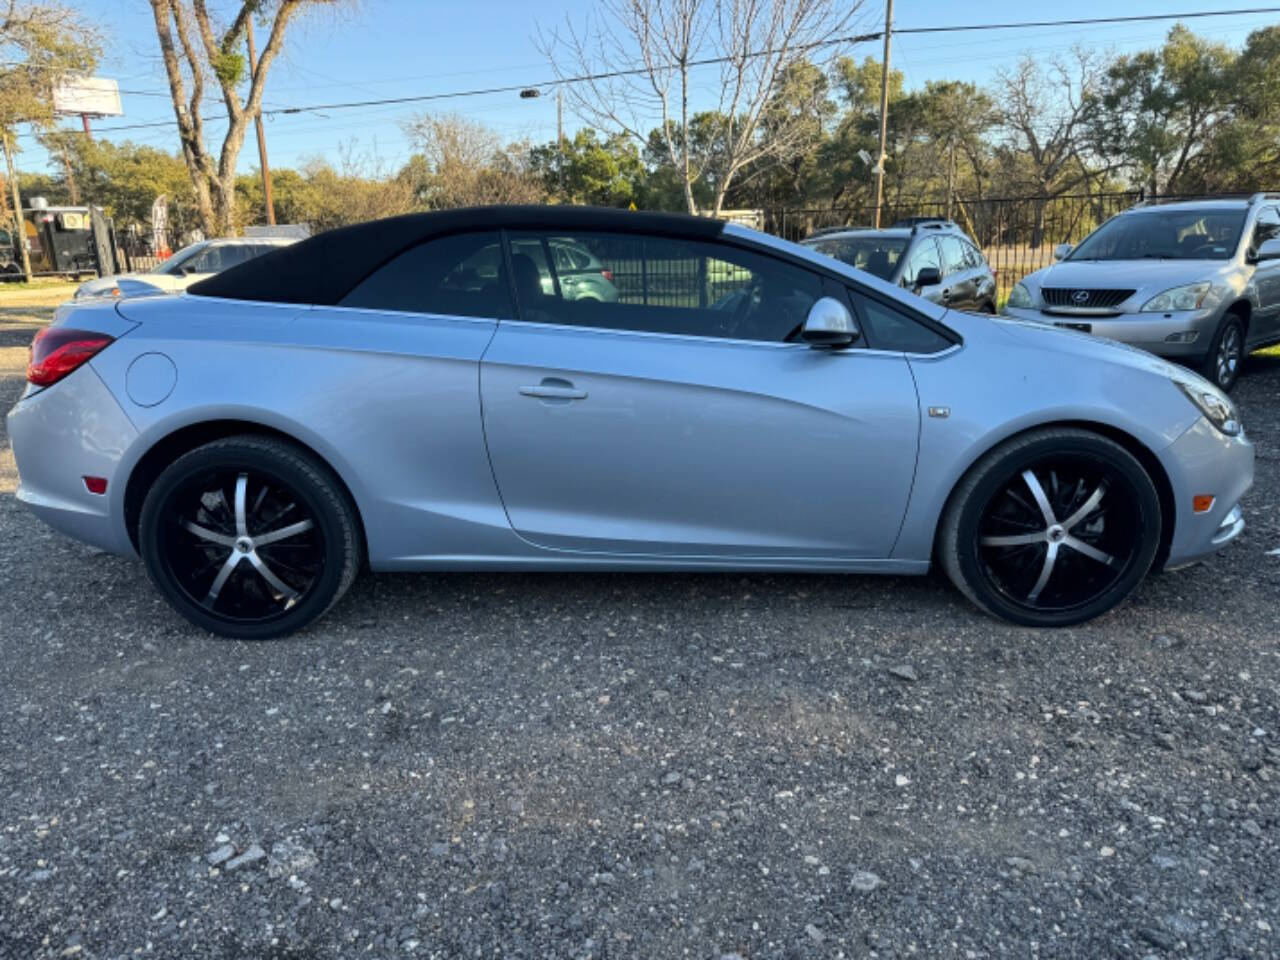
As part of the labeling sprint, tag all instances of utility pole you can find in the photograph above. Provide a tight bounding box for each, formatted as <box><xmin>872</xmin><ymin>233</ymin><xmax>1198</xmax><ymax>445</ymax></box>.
<box><xmin>61</xmin><ymin>145</ymin><xmax>80</xmax><ymax>204</ymax></box>
<box><xmin>556</xmin><ymin>86</ymin><xmax>564</xmax><ymax>193</ymax></box>
<box><xmin>246</xmin><ymin>18</ymin><xmax>276</xmax><ymax>225</ymax></box>
<box><xmin>1</xmin><ymin>132</ymin><xmax>33</xmax><ymax>282</ymax></box>
<box><xmin>872</xmin><ymin>0</ymin><xmax>894</xmax><ymax>229</ymax></box>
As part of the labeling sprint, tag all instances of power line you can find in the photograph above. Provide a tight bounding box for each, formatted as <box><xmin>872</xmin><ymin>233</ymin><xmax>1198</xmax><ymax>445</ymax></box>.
<box><xmin>16</xmin><ymin>5</ymin><xmax>1280</xmax><ymax>141</ymax></box>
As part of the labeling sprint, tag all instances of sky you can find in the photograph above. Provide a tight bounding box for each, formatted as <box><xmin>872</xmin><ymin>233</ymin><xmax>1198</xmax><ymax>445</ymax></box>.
<box><xmin>15</xmin><ymin>0</ymin><xmax>1279</xmax><ymax>176</ymax></box>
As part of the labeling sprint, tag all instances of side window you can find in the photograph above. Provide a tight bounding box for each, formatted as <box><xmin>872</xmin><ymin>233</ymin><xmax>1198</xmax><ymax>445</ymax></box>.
<box><xmin>506</xmin><ymin>231</ymin><xmax>822</xmax><ymax>343</ymax></box>
<box><xmin>1253</xmin><ymin>207</ymin><xmax>1280</xmax><ymax>249</ymax></box>
<box><xmin>963</xmin><ymin>239</ymin><xmax>985</xmax><ymax>268</ymax></box>
<box><xmin>850</xmin><ymin>289</ymin><xmax>953</xmax><ymax>354</ymax></box>
<box><xmin>340</xmin><ymin>231</ymin><xmax>513</xmax><ymax>319</ymax></box>
<box><xmin>217</xmin><ymin>246</ymin><xmax>255</xmax><ymax>270</ymax></box>
<box><xmin>901</xmin><ymin>238</ymin><xmax>941</xmax><ymax>286</ymax></box>
<box><xmin>938</xmin><ymin>236</ymin><xmax>969</xmax><ymax>276</ymax></box>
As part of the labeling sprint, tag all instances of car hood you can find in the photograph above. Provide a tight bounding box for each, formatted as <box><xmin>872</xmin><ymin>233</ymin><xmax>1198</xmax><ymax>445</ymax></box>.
<box><xmin>1022</xmin><ymin>258</ymin><xmax>1236</xmax><ymax>294</ymax></box>
<box><xmin>950</xmin><ymin>308</ymin><xmax>1221</xmax><ymax>391</ymax></box>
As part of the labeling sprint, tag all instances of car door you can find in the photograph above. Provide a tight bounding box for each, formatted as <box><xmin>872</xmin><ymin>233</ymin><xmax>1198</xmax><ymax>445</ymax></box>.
<box><xmin>479</xmin><ymin>230</ymin><xmax>921</xmax><ymax>560</ymax></box>
<box><xmin>1249</xmin><ymin>206</ymin><xmax>1280</xmax><ymax>344</ymax></box>
<box><xmin>900</xmin><ymin>236</ymin><xmax>945</xmax><ymax>305</ymax></box>
<box><xmin>938</xmin><ymin>235</ymin><xmax>978</xmax><ymax>311</ymax></box>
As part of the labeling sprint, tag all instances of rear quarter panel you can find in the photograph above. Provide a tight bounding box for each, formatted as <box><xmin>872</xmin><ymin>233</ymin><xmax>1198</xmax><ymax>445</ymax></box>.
<box><xmin>93</xmin><ymin>295</ymin><xmax>517</xmax><ymax>567</ymax></box>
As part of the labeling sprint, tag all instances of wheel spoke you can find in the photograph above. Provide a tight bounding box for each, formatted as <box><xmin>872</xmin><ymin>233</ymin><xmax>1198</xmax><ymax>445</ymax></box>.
<box><xmin>1021</xmin><ymin>469</ymin><xmax>1058</xmax><ymax>528</ymax></box>
<box><xmin>1061</xmin><ymin>482</ymin><xmax>1106</xmax><ymax>531</ymax></box>
<box><xmin>981</xmin><ymin>532</ymin><xmax>1045</xmax><ymax>547</ymax></box>
<box><xmin>204</xmin><ymin>553</ymin><xmax>244</xmax><ymax>606</ymax></box>
<box><xmin>247</xmin><ymin>551</ymin><xmax>300</xmax><ymax>601</ymax></box>
<box><xmin>1063</xmin><ymin>535</ymin><xmax>1116</xmax><ymax>567</ymax></box>
<box><xmin>253</xmin><ymin>518</ymin><xmax>314</xmax><ymax>546</ymax></box>
<box><xmin>183</xmin><ymin>521</ymin><xmax>237</xmax><ymax>547</ymax></box>
<box><xmin>1026</xmin><ymin>541</ymin><xmax>1059</xmax><ymax>603</ymax></box>
<box><xmin>233</xmin><ymin>473</ymin><xmax>249</xmax><ymax>538</ymax></box>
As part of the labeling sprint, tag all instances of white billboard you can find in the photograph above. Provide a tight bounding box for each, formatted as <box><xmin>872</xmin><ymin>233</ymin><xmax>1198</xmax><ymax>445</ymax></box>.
<box><xmin>52</xmin><ymin>76</ymin><xmax>123</xmax><ymax>117</ymax></box>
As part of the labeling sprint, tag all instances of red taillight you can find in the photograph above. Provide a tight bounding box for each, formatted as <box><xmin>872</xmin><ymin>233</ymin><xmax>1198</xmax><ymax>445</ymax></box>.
<box><xmin>27</xmin><ymin>327</ymin><xmax>115</xmax><ymax>387</ymax></box>
<box><xmin>601</xmin><ymin>269</ymin><xmax>614</xmax><ymax>282</ymax></box>
<box><xmin>83</xmin><ymin>476</ymin><xmax>108</xmax><ymax>495</ymax></box>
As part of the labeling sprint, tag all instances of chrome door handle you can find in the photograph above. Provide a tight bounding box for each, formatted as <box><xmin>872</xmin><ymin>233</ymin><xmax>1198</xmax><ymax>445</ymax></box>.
<box><xmin>519</xmin><ymin>378</ymin><xmax>587</xmax><ymax>401</ymax></box>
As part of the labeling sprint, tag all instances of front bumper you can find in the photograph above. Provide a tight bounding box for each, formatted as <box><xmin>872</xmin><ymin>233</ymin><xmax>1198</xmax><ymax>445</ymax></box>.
<box><xmin>1003</xmin><ymin>305</ymin><xmax>1220</xmax><ymax>358</ymax></box>
<box><xmin>1159</xmin><ymin>417</ymin><xmax>1253</xmax><ymax>569</ymax></box>
<box><xmin>6</xmin><ymin>365</ymin><xmax>140</xmax><ymax>556</ymax></box>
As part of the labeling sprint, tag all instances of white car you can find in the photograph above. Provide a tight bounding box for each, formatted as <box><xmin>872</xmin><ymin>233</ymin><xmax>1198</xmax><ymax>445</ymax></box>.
<box><xmin>74</xmin><ymin>237</ymin><xmax>297</xmax><ymax>299</ymax></box>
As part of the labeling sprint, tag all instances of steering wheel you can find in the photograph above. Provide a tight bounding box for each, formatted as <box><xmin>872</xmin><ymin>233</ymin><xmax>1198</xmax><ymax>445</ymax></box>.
<box><xmin>1186</xmin><ymin>242</ymin><xmax>1218</xmax><ymax>258</ymax></box>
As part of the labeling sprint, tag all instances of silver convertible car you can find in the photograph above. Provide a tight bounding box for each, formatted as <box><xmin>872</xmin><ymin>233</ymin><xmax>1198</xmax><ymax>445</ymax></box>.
<box><xmin>8</xmin><ymin>206</ymin><xmax>1254</xmax><ymax>638</ymax></box>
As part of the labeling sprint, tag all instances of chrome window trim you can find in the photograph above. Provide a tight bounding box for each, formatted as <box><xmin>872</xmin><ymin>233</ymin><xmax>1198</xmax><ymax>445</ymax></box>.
<box><xmin>489</xmin><ymin>315</ymin><xmax>962</xmax><ymax>359</ymax></box>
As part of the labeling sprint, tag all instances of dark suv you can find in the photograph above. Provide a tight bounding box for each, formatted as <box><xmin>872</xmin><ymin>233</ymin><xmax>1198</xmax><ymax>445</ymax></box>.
<box><xmin>802</xmin><ymin>219</ymin><xmax>998</xmax><ymax>313</ymax></box>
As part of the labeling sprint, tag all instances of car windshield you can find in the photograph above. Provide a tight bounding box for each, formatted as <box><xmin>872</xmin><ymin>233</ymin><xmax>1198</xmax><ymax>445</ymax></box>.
<box><xmin>1068</xmin><ymin>209</ymin><xmax>1246</xmax><ymax>261</ymax></box>
<box><xmin>804</xmin><ymin>236</ymin><xmax>907</xmax><ymax>280</ymax></box>
<box><xmin>151</xmin><ymin>244</ymin><xmax>206</xmax><ymax>276</ymax></box>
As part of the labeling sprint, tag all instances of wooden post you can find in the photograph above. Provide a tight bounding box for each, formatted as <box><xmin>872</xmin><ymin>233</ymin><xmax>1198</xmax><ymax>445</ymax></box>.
<box><xmin>246</xmin><ymin>18</ymin><xmax>276</xmax><ymax>225</ymax></box>
<box><xmin>1</xmin><ymin>132</ymin><xmax>33</xmax><ymax>282</ymax></box>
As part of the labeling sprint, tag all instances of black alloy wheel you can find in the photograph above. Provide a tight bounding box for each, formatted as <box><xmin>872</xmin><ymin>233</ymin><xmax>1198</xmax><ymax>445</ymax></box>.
<box><xmin>939</xmin><ymin>428</ymin><xmax>1162</xmax><ymax>627</ymax></box>
<box><xmin>140</xmin><ymin>436</ymin><xmax>361</xmax><ymax>639</ymax></box>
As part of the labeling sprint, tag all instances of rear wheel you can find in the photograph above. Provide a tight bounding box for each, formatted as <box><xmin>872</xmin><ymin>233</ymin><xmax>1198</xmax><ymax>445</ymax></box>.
<box><xmin>939</xmin><ymin>428</ymin><xmax>1161</xmax><ymax>627</ymax></box>
<box><xmin>139</xmin><ymin>435</ymin><xmax>361</xmax><ymax>639</ymax></box>
<box><xmin>1200</xmin><ymin>312</ymin><xmax>1245</xmax><ymax>391</ymax></box>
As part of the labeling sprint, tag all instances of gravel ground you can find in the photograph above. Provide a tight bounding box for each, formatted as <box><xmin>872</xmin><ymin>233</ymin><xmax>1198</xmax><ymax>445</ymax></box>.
<box><xmin>1</xmin><ymin>315</ymin><xmax>1277</xmax><ymax>959</ymax></box>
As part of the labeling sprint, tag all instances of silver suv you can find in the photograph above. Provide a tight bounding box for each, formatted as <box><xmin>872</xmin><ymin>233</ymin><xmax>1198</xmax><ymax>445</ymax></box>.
<box><xmin>803</xmin><ymin>220</ymin><xmax>998</xmax><ymax>314</ymax></box>
<box><xmin>1003</xmin><ymin>194</ymin><xmax>1280</xmax><ymax>391</ymax></box>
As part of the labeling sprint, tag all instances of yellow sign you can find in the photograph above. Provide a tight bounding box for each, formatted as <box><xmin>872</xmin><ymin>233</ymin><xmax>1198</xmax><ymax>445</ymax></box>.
<box><xmin>628</xmin><ymin>201</ymin><xmax>637</xmax><ymax>211</ymax></box>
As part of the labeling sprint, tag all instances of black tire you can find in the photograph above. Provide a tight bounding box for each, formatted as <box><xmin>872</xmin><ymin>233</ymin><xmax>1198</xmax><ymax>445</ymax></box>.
<box><xmin>1200</xmin><ymin>311</ymin><xmax>1246</xmax><ymax>392</ymax></box>
<box><xmin>938</xmin><ymin>427</ymin><xmax>1162</xmax><ymax>627</ymax></box>
<box><xmin>138</xmin><ymin>435</ymin><xmax>362</xmax><ymax>639</ymax></box>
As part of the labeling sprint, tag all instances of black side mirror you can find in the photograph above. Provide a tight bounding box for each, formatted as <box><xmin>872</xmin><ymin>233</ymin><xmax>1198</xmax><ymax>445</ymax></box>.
<box><xmin>913</xmin><ymin>266</ymin><xmax>941</xmax><ymax>291</ymax></box>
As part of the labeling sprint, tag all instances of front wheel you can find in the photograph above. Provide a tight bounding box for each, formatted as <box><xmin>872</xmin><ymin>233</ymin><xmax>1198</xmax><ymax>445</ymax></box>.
<box><xmin>1201</xmin><ymin>313</ymin><xmax>1245</xmax><ymax>391</ymax></box>
<box><xmin>938</xmin><ymin>428</ymin><xmax>1162</xmax><ymax>627</ymax></box>
<box><xmin>139</xmin><ymin>435</ymin><xmax>362</xmax><ymax>639</ymax></box>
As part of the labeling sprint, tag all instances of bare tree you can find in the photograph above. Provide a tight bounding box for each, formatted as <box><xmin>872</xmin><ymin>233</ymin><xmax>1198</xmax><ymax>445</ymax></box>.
<box><xmin>541</xmin><ymin>0</ymin><xmax>862</xmax><ymax>216</ymax></box>
<box><xmin>147</xmin><ymin>0</ymin><xmax>338</xmax><ymax>236</ymax></box>
<box><xmin>401</xmin><ymin>112</ymin><xmax>544</xmax><ymax>209</ymax></box>
<box><xmin>991</xmin><ymin>48</ymin><xmax>1111</xmax><ymax>247</ymax></box>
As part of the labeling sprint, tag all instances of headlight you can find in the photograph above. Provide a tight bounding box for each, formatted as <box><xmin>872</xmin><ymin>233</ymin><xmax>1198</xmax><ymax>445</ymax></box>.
<box><xmin>1174</xmin><ymin>379</ymin><xmax>1241</xmax><ymax>436</ymax></box>
<box><xmin>1006</xmin><ymin>282</ymin><xmax>1034</xmax><ymax>309</ymax></box>
<box><xmin>1141</xmin><ymin>282</ymin><xmax>1218</xmax><ymax>312</ymax></box>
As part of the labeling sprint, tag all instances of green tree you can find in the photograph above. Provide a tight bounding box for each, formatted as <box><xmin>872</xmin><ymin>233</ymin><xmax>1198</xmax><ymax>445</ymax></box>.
<box><xmin>529</xmin><ymin>128</ymin><xmax>646</xmax><ymax>207</ymax></box>
<box><xmin>1090</xmin><ymin>25</ymin><xmax>1235</xmax><ymax>195</ymax></box>
<box><xmin>1184</xmin><ymin>26</ymin><xmax>1280</xmax><ymax>192</ymax></box>
<box><xmin>38</xmin><ymin>134</ymin><xmax>196</xmax><ymax>227</ymax></box>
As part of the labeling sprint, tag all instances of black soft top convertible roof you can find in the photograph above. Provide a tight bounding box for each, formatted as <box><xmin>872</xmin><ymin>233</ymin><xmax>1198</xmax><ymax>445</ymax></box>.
<box><xmin>188</xmin><ymin>205</ymin><xmax>726</xmax><ymax>306</ymax></box>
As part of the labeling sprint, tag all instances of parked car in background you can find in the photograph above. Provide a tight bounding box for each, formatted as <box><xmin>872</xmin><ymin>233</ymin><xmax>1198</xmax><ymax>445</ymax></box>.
<box><xmin>509</xmin><ymin>236</ymin><xmax>620</xmax><ymax>302</ymax></box>
<box><xmin>74</xmin><ymin>237</ymin><xmax>297</xmax><ymax>299</ymax></box>
<box><xmin>8</xmin><ymin>206</ymin><xmax>1251</xmax><ymax>638</ymax></box>
<box><xmin>803</xmin><ymin>220</ymin><xmax>998</xmax><ymax>313</ymax></box>
<box><xmin>1002</xmin><ymin>194</ymin><xmax>1280</xmax><ymax>391</ymax></box>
